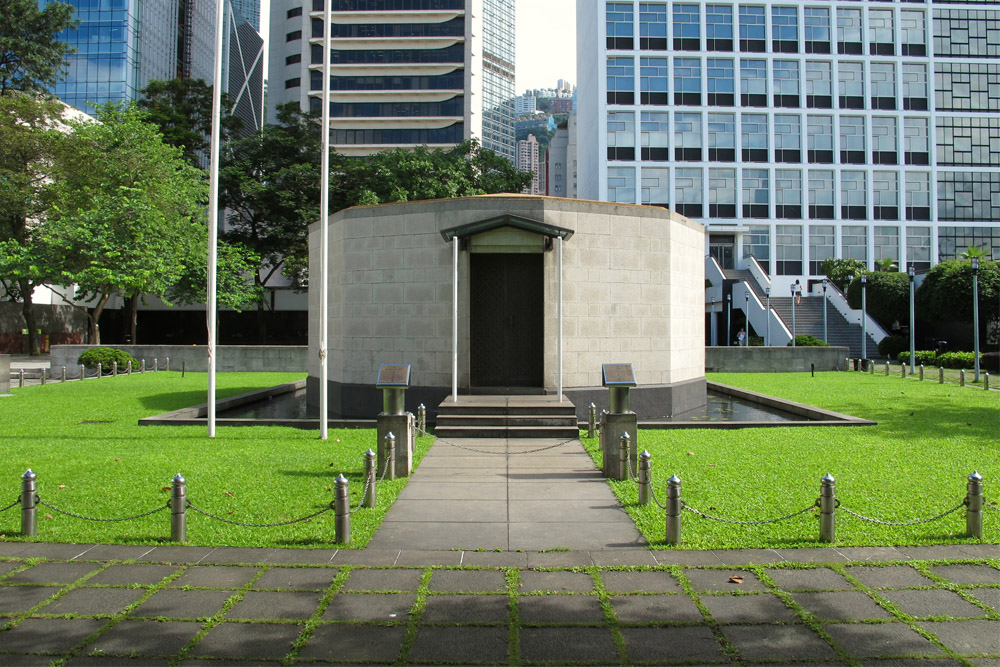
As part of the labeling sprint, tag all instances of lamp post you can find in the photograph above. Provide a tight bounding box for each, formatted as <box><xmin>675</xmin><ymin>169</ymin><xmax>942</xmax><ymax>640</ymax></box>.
<box><xmin>764</xmin><ymin>286</ymin><xmax>771</xmax><ymax>346</ymax></box>
<box><xmin>907</xmin><ymin>265</ymin><xmax>915</xmax><ymax>374</ymax></box>
<box><xmin>710</xmin><ymin>297</ymin><xmax>717</xmax><ymax>346</ymax></box>
<box><xmin>744</xmin><ymin>291</ymin><xmax>749</xmax><ymax>346</ymax></box>
<box><xmin>726</xmin><ymin>293</ymin><xmax>731</xmax><ymax>346</ymax></box>
<box><xmin>972</xmin><ymin>257</ymin><xmax>980</xmax><ymax>382</ymax></box>
<box><xmin>790</xmin><ymin>283</ymin><xmax>796</xmax><ymax>346</ymax></box>
<box><xmin>860</xmin><ymin>273</ymin><xmax>868</xmax><ymax>365</ymax></box>
<box><xmin>821</xmin><ymin>278</ymin><xmax>828</xmax><ymax>344</ymax></box>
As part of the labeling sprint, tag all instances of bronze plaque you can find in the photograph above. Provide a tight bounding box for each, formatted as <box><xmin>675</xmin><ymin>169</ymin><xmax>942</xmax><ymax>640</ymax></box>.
<box><xmin>602</xmin><ymin>363</ymin><xmax>636</xmax><ymax>387</ymax></box>
<box><xmin>377</xmin><ymin>364</ymin><xmax>411</xmax><ymax>387</ymax></box>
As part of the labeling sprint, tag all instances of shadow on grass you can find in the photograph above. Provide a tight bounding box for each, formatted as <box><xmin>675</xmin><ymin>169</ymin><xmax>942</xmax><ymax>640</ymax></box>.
<box><xmin>137</xmin><ymin>388</ymin><xmax>273</xmax><ymax>412</ymax></box>
<box><xmin>839</xmin><ymin>403</ymin><xmax>997</xmax><ymax>444</ymax></box>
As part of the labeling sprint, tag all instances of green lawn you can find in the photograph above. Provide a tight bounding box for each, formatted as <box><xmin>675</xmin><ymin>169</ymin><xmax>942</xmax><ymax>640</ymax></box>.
<box><xmin>582</xmin><ymin>371</ymin><xmax>998</xmax><ymax>549</ymax></box>
<box><xmin>0</xmin><ymin>372</ymin><xmax>432</xmax><ymax>548</ymax></box>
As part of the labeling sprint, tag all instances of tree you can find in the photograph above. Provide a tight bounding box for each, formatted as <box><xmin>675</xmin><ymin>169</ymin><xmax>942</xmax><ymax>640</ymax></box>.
<box><xmin>845</xmin><ymin>271</ymin><xmax>909</xmax><ymax>330</ymax></box>
<box><xmin>0</xmin><ymin>93</ymin><xmax>67</xmax><ymax>355</ymax></box>
<box><xmin>820</xmin><ymin>258</ymin><xmax>867</xmax><ymax>293</ymax></box>
<box><xmin>916</xmin><ymin>259</ymin><xmax>999</xmax><ymax>329</ymax></box>
<box><xmin>38</xmin><ymin>102</ymin><xmax>210</xmax><ymax>343</ymax></box>
<box><xmin>875</xmin><ymin>257</ymin><xmax>898</xmax><ymax>272</ymax></box>
<box><xmin>0</xmin><ymin>0</ymin><xmax>77</xmax><ymax>95</ymax></box>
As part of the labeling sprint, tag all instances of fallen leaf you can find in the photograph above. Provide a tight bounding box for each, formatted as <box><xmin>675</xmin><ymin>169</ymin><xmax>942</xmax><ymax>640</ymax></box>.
<box><xmin>687</xmin><ymin>451</ymin><xmax>695</xmax><ymax>456</ymax></box>
<box><xmin>44</xmin><ymin>514</ymin><xmax>53</xmax><ymax>520</ymax></box>
<box><xmin>707</xmin><ymin>463</ymin><xmax>716</xmax><ymax>466</ymax></box>
<box><xmin>728</xmin><ymin>575</ymin><xmax>744</xmax><ymax>584</ymax></box>
<box><xmin>161</xmin><ymin>487</ymin><xmax>171</xmax><ymax>492</ymax></box>
<box><xmin>336</xmin><ymin>439</ymin><xmax>341</xmax><ymax>443</ymax></box>
<box><xmin>224</xmin><ymin>491</ymin><xmax>234</xmax><ymax>497</ymax></box>
<box><xmin>228</xmin><ymin>511</ymin><xmax>234</xmax><ymax>514</ymax></box>
<box><xmin>58</xmin><ymin>485</ymin><xmax>66</xmax><ymax>489</ymax></box>
<box><xmin>115</xmin><ymin>458</ymin><xmax>121</xmax><ymax>462</ymax></box>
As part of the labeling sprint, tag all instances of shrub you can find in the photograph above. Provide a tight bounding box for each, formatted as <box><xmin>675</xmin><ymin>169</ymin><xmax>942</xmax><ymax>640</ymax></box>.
<box><xmin>846</xmin><ymin>272</ymin><xmax>910</xmax><ymax>331</ymax></box>
<box><xmin>77</xmin><ymin>347</ymin><xmax>139</xmax><ymax>372</ymax></box>
<box><xmin>936</xmin><ymin>351</ymin><xmax>976</xmax><ymax>369</ymax></box>
<box><xmin>877</xmin><ymin>335</ymin><xmax>909</xmax><ymax>358</ymax></box>
<box><xmin>896</xmin><ymin>350</ymin><xmax>938</xmax><ymax>367</ymax></box>
<box><xmin>787</xmin><ymin>335</ymin><xmax>830</xmax><ymax>347</ymax></box>
<box><xmin>982</xmin><ymin>352</ymin><xmax>999</xmax><ymax>373</ymax></box>
<box><xmin>820</xmin><ymin>258</ymin><xmax>867</xmax><ymax>293</ymax></box>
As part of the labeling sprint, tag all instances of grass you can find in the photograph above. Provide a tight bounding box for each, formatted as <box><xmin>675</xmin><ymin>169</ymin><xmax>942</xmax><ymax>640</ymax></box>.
<box><xmin>0</xmin><ymin>372</ymin><xmax>433</xmax><ymax>548</ymax></box>
<box><xmin>582</xmin><ymin>371</ymin><xmax>998</xmax><ymax>550</ymax></box>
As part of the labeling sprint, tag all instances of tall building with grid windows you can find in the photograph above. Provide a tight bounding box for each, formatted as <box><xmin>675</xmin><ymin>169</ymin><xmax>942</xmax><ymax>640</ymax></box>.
<box><xmin>577</xmin><ymin>0</ymin><xmax>1000</xmax><ymax>296</ymax></box>
<box><xmin>268</xmin><ymin>0</ymin><xmax>516</xmax><ymax>160</ymax></box>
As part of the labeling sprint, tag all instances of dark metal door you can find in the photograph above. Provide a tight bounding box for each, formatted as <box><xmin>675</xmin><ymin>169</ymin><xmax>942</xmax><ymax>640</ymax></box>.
<box><xmin>470</xmin><ymin>253</ymin><xmax>544</xmax><ymax>387</ymax></box>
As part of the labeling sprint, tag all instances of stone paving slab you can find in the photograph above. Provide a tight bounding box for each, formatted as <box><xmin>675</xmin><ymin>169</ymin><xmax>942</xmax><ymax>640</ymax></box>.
<box><xmin>877</xmin><ymin>588</ymin><xmax>989</xmax><ymax>618</ymax></box>
<box><xmin>790</xmin><ymin>590</ymin><xmax>894</xmax><ymax>620</ymax></box>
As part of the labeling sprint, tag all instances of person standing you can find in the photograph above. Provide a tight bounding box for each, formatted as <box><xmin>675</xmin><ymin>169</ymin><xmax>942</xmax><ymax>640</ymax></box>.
<box><xmin>794</xmin><ymin>280</ymin><xmax>802</xmax><ymax>306</ymax></box>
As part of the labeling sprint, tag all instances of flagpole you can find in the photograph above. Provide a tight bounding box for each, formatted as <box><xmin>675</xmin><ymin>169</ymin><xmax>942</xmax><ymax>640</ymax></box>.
<box><xmin>318</xmin><ymin>0</ymin><xmax>332</xmax><ymax>439</ymax></box>
<box><xmin>207</xmin><ymin>0</ymin><xmax>226</xmax><ymax>438</ymax></box>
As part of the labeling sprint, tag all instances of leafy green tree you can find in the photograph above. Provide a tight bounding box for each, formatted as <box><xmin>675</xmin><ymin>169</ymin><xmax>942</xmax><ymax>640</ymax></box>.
<box><xmin>916</xmin><ymin>259</ymin><xmax>999</xmax><ymax>330</ymax></box>
<box><xmin>845</xmin><ymin>271</ymin><xmax>909</xmax><ymax>330</ymax></box>
<box><xmin>0</xmin><ymin>0</ymin><xmax>77</xmax><ymax>95</ymax></box>
<box><xmin>820</xmin><ymin>258</ymin><xmax>867</xmax><ymax>293</ymax></box>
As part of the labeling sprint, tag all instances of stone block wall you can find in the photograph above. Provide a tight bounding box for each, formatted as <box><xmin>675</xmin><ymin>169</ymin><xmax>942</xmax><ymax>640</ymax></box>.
<box><xmin>705</xmin><ymin>346</ymin><xmax>850</xmax><ymax>372</ymax></box>
<box><xmin>51</xmin><ymin>345</ymin><xmax>307</xmax><ymax>373</ymax></box>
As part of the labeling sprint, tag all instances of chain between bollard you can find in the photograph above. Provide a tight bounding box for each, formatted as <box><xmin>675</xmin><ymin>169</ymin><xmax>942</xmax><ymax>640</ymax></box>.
<box><xmin>683</xmin><ymin>500</ymin><xmax>819</xmax><ymax>525</ymax></box>
<box><xmin>434</xmin><ymin>437</ymin><xmax>579</xmax><ymax>455</ymax></box>
<box><xmin>186</xmin><ymin>501</ymin><xmax>334</xmax><ymax>527</ymax></box>
<box><xmin>0</xmin><ymin>497</ymin><xmax>20</xmax><ymax>513</ymax></box>
<box><xmin>985</xmin><ymin>500</ymin><xmax>1000</xmax><ymax>512</ymax></box>
<box><xmin>838</xmin><ymin>502</ymin><xmax>965</xmax><ymax>526</ymax></box>
<box><xmin>625</xmin><ymin>446</ymin><xmax>639</xmax><ymax>482</ymax></box>
<box><xmin>35</xmin><ymin>497</ymin><xmax>169</xmax><ymax>522</ymax></box>
<box><xmin>349</xmin><ymin>473</ymin><xmax>373</xmax><ymax>515</ymax></box>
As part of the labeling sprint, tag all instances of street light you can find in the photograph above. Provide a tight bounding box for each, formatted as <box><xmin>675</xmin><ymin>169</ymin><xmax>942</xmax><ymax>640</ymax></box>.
<box><xmin>907</xmin><ymin>265</ymin><xmax>915</xmax><ymax>374</ymax></box>
<box><xmin>860</xmin><ymin>273</ymin><xmax>868</xmax><ymax>366</ymax></box>
<box><xmin>744</xmin><ymin>291</ymin><xmax>749</xmax><ymax>346</ymax></box>
<box><xmin>764</xmin><ymin>286</ymin><xmax>771</xmax><ymax>346</ymax></box>
<box><xmin>710</xmin><ymin>296</ymin><xmax>717</xmax><ymax>346</ymax></box>
<box><xmin>972</xmin><ymin>257</ymin><xmax>980</xmax><ymax>382</ymax></box>
<box><xmin>726</xmin><ymin>293</ymin><xmax>732</xmax><ymax>346</ymax></box>
<box><xmin>790</xmin><ymin>282</ymin><xmax>796</xmax><ymax>346</ymax></box>
<box><xmin>821</xmin><ymin>278</ymin><xmax>828</xmax><ymax>344</ymax></box>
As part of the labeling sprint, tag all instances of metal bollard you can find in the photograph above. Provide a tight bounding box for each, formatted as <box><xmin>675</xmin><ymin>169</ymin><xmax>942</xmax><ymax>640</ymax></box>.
<box><xmin>587</xmin><ymin>403</ymin><xmax>596</xmax><ymax>438</ymax></box>
<box><xmin>79</xmin><ymin>364</ymin><xmax>85</xmax><ymax>381</ymax></box>
<box><xmin>334</xmin><ymin>474</ymin><xmax>350</xmax><ymax>544</ymax></box>
<box><xmin>97</xmin><ymin>362</ymin><xmax>102</xmax><ymax>379</ymax></box>
<box><xmin>364</xmin><ymin>449</ymin><xmax>377</xmax><ymax>509</ymax></box>
<box><xmin>845</xmin><ymin>357</ymin><xmax>850</xmax><ymax>371</ymax></box>
<box><xmin>153</xmin><ymin>358</ymin><xmax>158</xmax><ymax>372</ymax></box>
<box><xmin>665</xmin><ymin>475</ymin><xmax>682</xmax><ymax>545</ymax></box>
<box><xmin>165</xmin><ymin>357</ymin><xmax>169</xmax><ymax>372</ymax></box>
<box><xmin>885</xmin><ymin>362</ymin><xmax>890</xmax><ymax>376</ymax></box>
<box><xmin>40</xmin><ymin>368</ymin><xmax>46</xmax><ymax>385</ymax></box>
<box><xmin>619</xmin><ymin>432</ymin><xmax>630</xmax><ymax>481</ymax></box>
<box><xmin>61</xmin><ymin>366</ymin><xmax>66</xmax><ymax>382</ymax></box>
<box><xmin>638</xmin><ymin>450</ymin><xmax>651</xmax><ymax>506</ymax></box>
<box><xmin>141</xmin><ymin>359</ymin><xmax>145</xmax><ymax>374</ymax></box>
<box><xmin>919</xmin><ymin>364</ymin><xmax>924</xmax><ymax>381</ymax></box>
<box><xmin>182</xmin><ymin>361</ymin><xmax>186</xmax><ymax>378</ymax></box>
<box><xmin>21</xmin><ymin>469</ymin><xmax>37</xmax><ymax>536</ymax></box>
<box><xmin>939</xmin><ymin>366</ymin><xmax>944</xmax><ymax>384</ymax></box>
<box><xmin>171</xmin><ymin>474</ymin><xmax>186</xmax><ymax>542</ymax></box>
<box><xmin>819</xmin><ymin>474</ymin><xmax>836</xmax><ymax>543</ymax></box>
<box><xmin>113</xmin><ymin>361</ymin><xmax>118</xmax><ymax>378</ymax></box>
<box><xmin>985</xmin><ymin>373</ymin><xmax>990</xmax><ymax>391</ymax></box>
<box><xmin>900</xmin><ymin>363</ymin><xmax>905</xmax><ymax>378</ymax></box>
<box><xmin>417</xmin><ymin>404</ymin><xmax>426</xmax><ymax>434</ymax></box>
<box><xmin>960</xmin><ymin>369</ymin><xmax>965</xmax><ymax>386</ymax></box>
<box><xmin>869</xmin><ymin>360</ymin><xmax>875</xmax><ymax>374</ymax></box>
<box><xmin>965</xmin><ymin>471</ymin><xmax>983</xmax><ymax>539</ymax></box>
<box><xmin>385</xmin><ymin>432</ymin><xmax>396</xmax><ymax>480</ymax></box>
<box><xmin>18</xmin><ymin>369</ymin><xmax>23</xmax><ymax>388</ymax></box>
<box><xmin>127</xmin><ymin>360</ymin><xmax>132</xmax><ymax>375</ymax></box>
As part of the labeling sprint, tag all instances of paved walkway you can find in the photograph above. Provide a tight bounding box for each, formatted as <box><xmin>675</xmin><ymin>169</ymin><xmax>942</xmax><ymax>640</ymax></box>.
<box><xmin>368</xmin><ymin>437</ymin><xmax>646</xmax><ymax>551</ymax></box>
<box><xmin>0</xmin><ymin>542</ymin><xmax>997</xmax><ymax>665</ymax></box>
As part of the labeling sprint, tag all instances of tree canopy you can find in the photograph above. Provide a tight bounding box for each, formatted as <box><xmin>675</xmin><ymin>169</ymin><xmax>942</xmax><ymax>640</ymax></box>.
<box><xmin>0</xmin><ymin>0</ymin><xmax>77</xmax><ymax>95</ymax></box>
<box><xmin>138</xmin><ymin>78</ymin><xmax>241</xmax><ymax>167</ymax></box>
<box><xmin>915</xmin><ymin>259</ymin><xmax>999</xmax><ymax>326</ymax></box>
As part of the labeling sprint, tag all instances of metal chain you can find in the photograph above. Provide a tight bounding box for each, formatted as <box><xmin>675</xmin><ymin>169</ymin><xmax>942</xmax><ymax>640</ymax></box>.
<box><xmin>378</xmin><ymin>453</ymin><xmax>392</xmax><ymax>483</ymax></box>
<box><xmin>187</xmin><ymin>501</ymin><xmax>333</xmax><ymax>527</ymax></box>
<box><xmin>647</xmin><ymin>480</ymin><xmax>669</xmax><ymax>511</ymax></box>
<box><xmin>436</xmin><ymin>437</ymin><xmax>578</xmax><ymax>455</ymax></box>
<box><xmin>985</xmin><ymin>500</ymin><xmax>1000</xmax><ymax>513</ymax></box>
<box><xmin>839</xmin><ymin>502</ymin><xmax>965</xmax><ymax>526</ymax></box>
<box><xmin>684</xmin><ymin>500</ymin><xmax>818</xmax><ymax>525</ymax></box>
<box><xmin>625</xmin><ymin>450</ymin><xmax>639</xmax><ymax>482</ymax></box>
<box><xmin>0</xmin><ymin>497</ymin><xmax>20</xmax><ymax>513</ymax></box>
<box><xmin>36</xmin><ymin>497</ymin><xmax>169</xmax><ymax>522</ymax></box>
<box><xmin>349</xmin><ymin>474</ymin><xmax>372</xmax><ymax>515</ymax></box>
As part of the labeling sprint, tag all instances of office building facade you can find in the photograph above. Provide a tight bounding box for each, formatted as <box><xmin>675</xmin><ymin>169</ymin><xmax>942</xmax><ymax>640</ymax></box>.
<box><xmin>517</xmin><ymin>133</ymin><xmax>542</xmax><ymax>193</ymax></box>
<box><xmin>268</xmin><ymin>0</ymin><xmax>516</xmax><ymax>159</ymax></box>
<box><xmin>577</xmin><ymin>0</ymin><xmax>1000</xmax><ymax>293</ymax></box>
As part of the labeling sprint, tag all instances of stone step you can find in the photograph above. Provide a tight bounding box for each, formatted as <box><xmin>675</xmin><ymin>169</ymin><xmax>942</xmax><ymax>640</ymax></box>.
<box><xmin>436</xmin><ymin>415</ymin><xmax>578</xmax><ymax>428</ymax></box>
<box><xmin>437</xmin><ymin>404</ymin><xmax>576</xmax><ymax>417</ymax></box>
<box><xmin>434</xmin><ymin>425</ymin><xmax>581</xmax><ymax>439</ymax></box>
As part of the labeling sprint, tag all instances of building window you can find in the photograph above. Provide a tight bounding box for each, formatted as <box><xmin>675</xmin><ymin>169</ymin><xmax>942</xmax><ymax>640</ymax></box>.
<box><xmin>806</xmin><ymin>61</ymin><xmax>832</xmax><ymax>108</ymax></box>
<box><xmin>639</xmin><ymin>3</ymin><xmax>667</xmax><ymax>50</ymax></box>
<box><xmin>740</xmin><ymin>59</ymin><xmax>767</xmax><ymax>106</ymax></box>
<box><xmin>771</xmin><ymin>6</ymin><xmax>798</xmax><ymax>53</ymax></box>
<box><xmin>706</xmin><ymin>4</ymin><xmax>733</xmax><ymax>51</ymax></box>
<box><xmin>906</xmin><ymin>172</ymin><xmax>931</xmax><ymax>221</ymax></box>
<box><xmin>872</xmin><ymin>117</ymin><xmax>898</xmax><ymax>165</ymax></box>
<box><xmin>901</xmin><ymin>10</ymin><xmax>926</xmax><ymax>56</ymax></box>
<box><xmin>868</xmin><ymin>9</ymin><xmax>894</xmax><ymax>55</ymax></box>
<box><xmin>870</xmin><ymin>62</ymin><xmax>896</xmax><ymax>110</ymax></box>
<box><xmin>804</xmin><ymin>7</ymin><xmax>831</xmax><ymax>54</ymax></box>
<box><xmin>841</xmin><ymin>171</ymin><xmax>867</xmax><ymax>221</ymax></box>
<box><xmin>708</xmin><ymin>113</ymin><xmax>735</xmax><ymax>161</ymax></box>
<box><xmin>809</xmin><ymin>170</ymin><xmax>835</xmax><ymax>219</ymax></box>
<box><xmin>839</xmin><ymin>116</ymin><xmax>865</xmax><ymax>165</ymax></box>
<box><xmin>837</xmin><ymin>8</ymin><xmax>863</xmax><ymax>55</ymax></box>
<box><xmin>938</xmin><ymin>173</ymin><xmax>1000</xmax><ymax>222</ymax></box>
<box><xmin>674</xmin><ymin>112</ymin><xmax>702</xmax><ymax>161</ymax></box>
<box><xmin>774</xmin><ymin>115</ymin><xmax>801</xmax><ymax>163</ymax></box>
<box><xmin>607</xmin><ymin>2</ymin><xmax>634</xmax><ymax>50</ymax></box>
<box><xmin>810</xmin><ymin>224</ymin><xmax>835</xmax><ymax>274</ymax></box>
<box><xmin>607</xmin><ymin>112</ymin><xmax>635</xmax><ymax>161</ymax></box>
<box><xmin>742</xmin><ymin>168</ymin><xmax>769</xmax><ymax>219</ymax></box>
<box><xmin>934</xmin><ymin>9</ymin><xmax>1000</xmax><ymax>58</ymax></box>
<box><xmin>608</xmin><ymin>166</ymin><xmax>636</xmax><ymax>203</ymax></box>
<box><xmin>675</xmin><ymin>167</ymin><xmax>703</xmax><ymax>217</ymax></box>
<box><xmin>938</xmin><ymin>227</ymin><xmax>1000</xmax><ymax>262</ymax></box>
<box><xmin>741</xmin><ymin>113</ymin><xmax>768</xmax><ymax>162</ymax></box>
<box><xmin>607</xmin><ymin>56</ymin><xmax>635</xmax><ymax>104</ymax></box>
<box><xmin>937</xmin><ymin>117</ymin><xmax>1000</xmax><ymax>167</ymax></box>
<box><xmin>286</xmin><ymin>53</ymin><xmax>302</xmax><ymax>66</ymax></box>
<box><xmin>874</xmin><ymin>172</ymin><xmax>899</xmax><ymax>220</ymax></box>
<box><xmin>807</xmin><ymin>116</ymin><xmax>834</xmax><ymax>164</ymax></box>
<box><xmin>904</xmin><ymin>117</ymin><xmax>930</xmax><ymax>165</ymax></box>
<box><xmin>902</xmin><ymin>64</ymin><xmax>928</xmax><ymax>111</ymax></box>
<box><xmin>673</xmin><ymin>4</ymin><xmax>701</xmax><ymax>51</ymax></box>
<box><xmin>674</xmin><ymin>57</ymin><xmax>702</xmax><ymax>105</ymax></box>
<box><xmin>906</xmin><ymin>226</ymin><xmax>931</xmax><ymax>271</ymax></box>
<box><xmin>776</xmin><ymin>224</ymin><xmax>803</xmax><ymax>275</ymax></box>
<box><xmin>286</xmin><ymin>30</ymin><xmax>302</xmax><ymax>41</ymax></box>
<box><xmin>285</xmin><ymin>77</ymin><xmax>301</xmax><ymax>89</ymax></box>
<box><xmin>838</xmin><ymin>61</ymin><xmax>864</xmax><ymax>109</ymax></box>
<box><xmin>641</xmin><ymin>167</ymin><xmax>669</xmax><ymax>206</ymax></box>
<box><xmin>744</xmin><ymin>224</ymin><xmax>770</xmax><ymax>272</ymax></box>
<box><xmin>775</xmin><ymin>170</ymin><xmax>802</xmax><ymax>219</ymax></box>
<box><xmin>842</xmin><ymin>225</ymin><xmax>868</xmax><ymax>263</ymax></box>
<box><xmin>772</xmin><ymin>61</ymin><xmax>800</xmax><ymax>108</ymax></box>
<box><xmin>739</xmin><ymin>5</ymin><xmax>766</xmax><ymax>52</ymax></box>
<box><xmin>709</xmin><ymin>168</ymin><xmax>736</xmax><ymax>217</ymax></box>
<box><xmin>874</xmin><ymin>225</ymin><xmax>899</xmax><ymax>266</ymax></box>
<box><xmin>640</xmin><ymin>111</ymin><xmax>669</xmax><ymax>160</ymax></box>
<box><xmin>287</xmin><ymin>6</ymin><xmax>302</xmax><ymax>18</ymax></box>
<box><xmin>707</xmin><ymin>58</ymin><xmax>734</xmax><ymax>106</ymax></box>
<box><xmin>640</xmin><ymin>56</ymin><xmax>668</xmax><ymax>104</ymax></box>
<box><xmin>935</xmin><ymin>63</ymin><xmax>1000</xmax><ymax>112</ymax></box>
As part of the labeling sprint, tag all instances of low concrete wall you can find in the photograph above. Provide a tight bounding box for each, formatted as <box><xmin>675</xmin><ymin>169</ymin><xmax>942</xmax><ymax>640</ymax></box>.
<box><xmin>51</xmin><ymin>345</ymin><xmax>307</xmax><ymax>373</ymax></box>
<box><xmin>0</xmin><ymin>354</ymin><xmax>9</xmax><ymax>393</ymax></box>
<box><xmin>705</xmin><ymin>346</ymin><xmax>849</xmax><ymax>372</ymax></box>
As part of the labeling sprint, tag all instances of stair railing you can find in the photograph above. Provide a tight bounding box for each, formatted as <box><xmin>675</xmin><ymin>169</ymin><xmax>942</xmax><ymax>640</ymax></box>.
<box><xmin>823</xmin><ymin>281</ymin><xmax>890</xmax><ymax>350</ymax></box>
<box><xmin>747</xmin><ymin>255</ymin><xmax>771</xmax><ymax>295</ymax></box>
<box><xmin>733</xmin><ymin>281</ymin><xmax>791</xmax><ymax>346</ymax></box>
<box><xmin>705</xmin><ymin>254</ymin><xmax>725</xmax><ymax>304</ymax></box>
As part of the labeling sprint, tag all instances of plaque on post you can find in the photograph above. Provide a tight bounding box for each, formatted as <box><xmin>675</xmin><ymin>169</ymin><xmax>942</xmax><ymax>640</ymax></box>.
<box><xmin>377</xmin><ymin>364</ymin><xmax>410</xmax><ymax>415</ymax></box>
<box><xmin>376</xmin><ymin>364</ymin><xmax>414</xmax><ymax>478</ymax></box>
<box><xmin>599</xmin><ymin>363</ymin><xmax>638</xmax><ymax>480</ymax></box>
<box><xmin>602</xmin><ymin>363</ymin><xmax>636</xmax><ymax>413</ymax></box>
